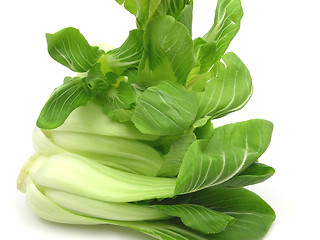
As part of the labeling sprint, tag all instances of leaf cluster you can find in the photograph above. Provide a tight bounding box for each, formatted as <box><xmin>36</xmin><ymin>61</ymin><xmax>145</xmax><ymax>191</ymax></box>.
<box><xmin>20</xmin><ymin>1</ymin><xmax>276</xmax><ymax>240</ymax></box>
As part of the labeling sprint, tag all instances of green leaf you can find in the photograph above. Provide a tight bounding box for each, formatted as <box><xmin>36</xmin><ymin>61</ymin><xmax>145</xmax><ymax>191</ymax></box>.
<box><xmin>103</xmin><ymin>81</ymin><xmax>137</xmax><ymax>120</ymax></box>
<box><xmin>176</xmin><ymin>1</ymin><xmax>193</xmax><ymax>35</ymax></box>
<box><xmin>220</xmin><ymin>163</ymin><xmax>275</xmax><ymax>188</ymax></box>
<box><xmin>133</xmin><ymin>219</ymin><xmax>216</xmax><ymax>240</ymax></box>
<box><xmin>104</xmin><ymin>29</ymin><xmax>144</xmax><ymax>74</ymax></box>
<box><xmin>175</xmin><ymin>119</ymin><xmax>273</xmax><ymax>194</ymax></box>
<box><xmin>135</xmin><ymin>0</ymin><xmax>162</xmax><ymax>29</ymax></box>
<box><xmin>188</xmin><ymin>187</ymin><xmax>276</xmax><ymax>240</ymax></box>
<box><xmin>203</xmin><ymin>0</ymin><xmax>243</xmax><ymax>66</ymax></box>
<box><xmin>156</xmin><ymin>0</ymin><xmax>190</xmax><ymax>18</ymax></box>
<box><xmin>115</xmin><ymin>0</ymin><xmax>192</xmax><ymax>31</ymax></box>
<box><xmin>197</xmin><ymin>52</ymin><xmax>253</xmax><ymax>119</ymax></box>
<box><xmin>142</xmin><ymin>15</ymin><xmax>195</xmax><ymax>85</ymax></box>
<box><xmin>156</xmin><ymin>204</ymin><xmax>234</xmax><ymax>234</ymax></box>
<box><xmin>158</xmin><ymin>132</ymin><xmax>196</xmax><ymax>177</ymax></box>
<box><xmin>46</xmin><ymin>27</ymin><xmax>103</xmax><ymax>72</ymax></box>
<box><xmin>132</xmin><ymin>82</ymin><xmax>198</xmax><ymax>136</ymax></box>
<box><xmin>37</xmin><ymin>78</ymin><xmax>89</xmax><ymax>129</ymax></box>
<box><xmin>115</xmin><ymin>0</ymin><xmax>137</xmax><ymax>15</ymax></box>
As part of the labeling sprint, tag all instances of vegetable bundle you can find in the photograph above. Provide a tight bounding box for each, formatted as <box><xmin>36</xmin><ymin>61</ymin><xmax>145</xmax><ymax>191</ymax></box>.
<box><xmin>17</xmin><ymin>0</ymin><xmax>276</xmax><ymax>239</ymax></box>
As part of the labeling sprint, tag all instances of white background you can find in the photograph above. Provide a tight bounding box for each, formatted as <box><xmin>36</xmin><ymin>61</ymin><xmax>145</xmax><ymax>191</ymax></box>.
<box><xmin>1</xmin><ymin>0</ymin><xmax>319</xmax><ymax>239</ymax></box>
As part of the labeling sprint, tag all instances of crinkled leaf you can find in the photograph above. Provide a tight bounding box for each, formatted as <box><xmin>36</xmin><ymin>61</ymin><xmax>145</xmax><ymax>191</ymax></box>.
<box><xmin>197</xmin><ymin>52</ymin><xmax>252</xmax><ymax>119</ymax></box>
<box><xmin>37</xmin><ymin>78</ymin><xmax>89</xmax><ymax>129</ymax></box>
<box><xmin>175</xmin><ymin>119</ymin><xmax>273</xmax><ymax>194</ymax></box>
<box><xmin>156</xmin><ymin>204</ymin><xmax>234</xmax><ymax>234</ymax></box>
<box><xmin>158</xmin><ymin>132</ymin><xmax>196</xmax><ymax>177</ymax></box>
<box><xmin>46</xmin><ymin>27</ymin><xmax>103</xmax><ymax>72</ymax></box>
<box><xmin>132</xmin><ymin>82</ymin><xmax>197</xmax><ymax>136</ymax></box>
<box><xmin>202</xmin><ymin>0</ymin><xmax>243</xmax><ymax>69</ymax></box>
<box><xmin>188</xmin><ymin>187</ymin><xmax>276</xmax><ymax>240</ymax></box>
<box><xmin>221</xmin><ymin>163</ymin><xmax>275</xmax><ymax>188</ymax></box>
<box><xmin>105</xmin><ymin>29</ymin><xmax>144</xmax><ymax>74</ymax></box>
<box><xmin>142</xmin><ymin>15</ymin><xmax>195</xmax><ymax>85</ymax></box>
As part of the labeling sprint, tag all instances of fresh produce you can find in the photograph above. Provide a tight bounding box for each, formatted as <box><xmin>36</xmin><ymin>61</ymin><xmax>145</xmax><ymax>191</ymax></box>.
<box><xmin>17</xmin><ymin>0</ymin><xmax>276</xmax><ymax>239</ymax></box>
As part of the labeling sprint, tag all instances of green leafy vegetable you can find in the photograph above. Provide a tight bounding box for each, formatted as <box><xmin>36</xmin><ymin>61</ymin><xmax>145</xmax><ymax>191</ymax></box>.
<box><xmin>156</xmin><ymin>204</ymin><xmax>234</xmax><ymax>234</ymax></box>
<box><xmin>37</xmin><ymin>77</ymin><xmax>89</xmax><ymax>129</ymax></box>
<box><xmin>132</xmin><ymin>81</ymin><xmax>197</xmax><ymax>135</ymax></box>
<box><xmin>175</xmin><ymin>119</ymin><xmax>273</xmax><ymax>194</ymax></box>
<box><xmin>18</xmin><ymin>1</ymin><xmax>276</xmax><ymax>240</ymax></box>
<box><xmin>140</xmin><ymin>15</ymin><xmax>195</xmax><ymax>85</ymax></box>
<box><xmin>203</xmin><ymin>0</ymin><xmax>243</xmax><ymax>68</ymax></box>
<box><xmin>104</xmin><ymin>29</ymin><xmax>144</xmax><ymax>74</ymax></box>
<box><xmin>220</xmin><ymin>163</ymin><xmax>275</xmax><ymax>188</ymax></box>
<box><xmin>46</xmin><ymin>27</ymin><xmax>103</xmax><ymax>72</ymax></box>
<box><xmin>197</xmin><ymin>52</ymin><xmax>253</xmax><ymax>119</ymax></box>
<box><xmin>188</xmin><ymin>187</ymin><xmax>276</xmax><ymax>240</ymax></box>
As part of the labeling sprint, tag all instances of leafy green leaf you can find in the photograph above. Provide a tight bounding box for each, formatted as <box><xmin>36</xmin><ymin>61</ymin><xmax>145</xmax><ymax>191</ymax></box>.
<box><xmin>175</xmin><ymin>119</ymin><xmax>273</xmax><ymax>194</ymax></box>
<box><xmin>220</xmin><ymin>163</ymin><xmax>275</xmax><ymax>188</ymax></box>
<box><xmin>197</xmin><ymin>52</ymin><xmax>252</xmax><ymax>119</ymax></box>
<box><xmin>156</xmin><ymin>204</ymin><xmax>234</xmax><ymax>234</ymax></box>
<box><xmin>134</xmin><ymin>219</ymin><xmax>216</xmax><ymax>240</ymax></box>
<box><xmin>203</xmin><ymin>0</ymin><xmax>243</xmax><ymax>66</ymax></box>
<box><xmin>176</xmin><ymin>1</ymin><xmax>193</xmax><ymax>34</ymax></box>
<box><xmin>156</xmin><ymin>0</ymin><xmax>190</xmax><ymax>18</ymax></box>
<box><xmin>115</xmin><ymin>0</ymin><xmax>137</xmax><ymax>15</ymax></box>
<box><xmin>158</xmin><ymin>132</ymin><xmax>196</xmax><ymax>177</ymax></box>
<box><xmin>141</xmin><ymin>15</ymin><xmax>195</xmax><ymax>85</ymax></box>
<box><xmin>132</xmin><ymin>82</ymin><xmax>198</xmax><ymax>136</ymax></box>
<box><xmin>105</xmin><ymin>29</ymin><xmax>144</xmax><ymax>74</ymax></box>
<box><xmin>188</xmin><ymin>187</ymin><xmax>276</xmax><ymax>240</ymax></box>
<box><xmin>37</xmin><ymin>78</ymin><xmax>89</xmax><ymax>129</ymax></box>
<box><xmin>46</xmin><ymin>27</ymin><xmax>103</xmax><ymax>72</ymax></box>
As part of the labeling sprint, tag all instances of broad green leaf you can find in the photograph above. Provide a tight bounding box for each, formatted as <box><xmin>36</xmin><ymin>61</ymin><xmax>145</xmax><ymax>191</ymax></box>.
<box><xmin>156</xmin><ymin>204</ymin><xmax>234</xmax><ymax>234</ymax></box>
<box><xmin>221</xmin><ymin>163</ymin><xmax>275</xmax><ymax>188</ymax></box>
<box><xmin>175</xmin><ymin>119</ymin><xmax>273</xmax><ymax>194</ymax></box>
<box><xmin>105</xmin><ymin>30</ymin><xmax>144</xmax><ymax>74</ymax></box>
<box><xmin>46</xmin><ymin>27</ymin><xmax>103</xmax><ymax>72</ymax></box>
<box><xmin>37</xmin><ymin>78</ymin><xmax>89</xmax><ymax>129</ymax></box>
<box><xmin>197</xmin><ymin>52</ymin><xmax>252</xmax><ymax>119</ymax></box>
<box><xmin>188</xmin><ymin>187</ymin><xmax>276</xmax><ymax>240</ymax></box>
<box><xmin>132</xmin><ymin>82</ymin><xmax>197</xmax><ymax>136</ymax></box>
<box><xmin>142</xmin><ymin>15</ymin><xmax>195</xmax><ymax>85</ymax></box>
<box><xmin>203</xmin><ymin>0</ymin><xmax>243</xmax><ymax>67</ymax></box>
<box><xmin>158</xmin><ymin>132</ymin><xmax>196</xmax><ymax>177</ymax></box>
<box><xmin>134</xmin><ymin>219</ymin><xmax>216</xmax><ymax>240</ymax></box>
